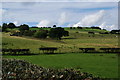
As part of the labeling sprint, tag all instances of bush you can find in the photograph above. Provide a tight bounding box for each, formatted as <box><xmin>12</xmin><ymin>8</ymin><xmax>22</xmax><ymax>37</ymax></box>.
<box><xmin>10</xmin><ymin>30</ymin><xmax>21</xmax><ymax>36</ymax></box>
<box><xmin>34</xmin><ymin>30</ymin><xmax>48</xmax><ymax>39</ymax></box>
<box><xmin>23</xmin><ymin>30</ymin><xmax>36</xmax><ymax>36</ymax></box>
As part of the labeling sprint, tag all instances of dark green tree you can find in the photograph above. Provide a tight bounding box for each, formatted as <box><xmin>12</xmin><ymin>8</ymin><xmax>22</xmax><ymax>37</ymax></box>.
<box><xmin>2</xmin><ymin>23</ymin><xmax>8</xmax><ymax>32</ymax></box>
<box><xmin>19</xmin><ymin>24</ymin><xmax>29</xmax><ymax>35</ymax></box>
<box><xmin>53</xmin><ymin>25</ymin><xmax>56</xmax><ymax>28</ymax></box>
<box><xmin>8</xmin><ymin>23</ymin><xmax>16</xmax><ymax>29</ymax></box>
<box><xmin>49</xmin><ymin>27</ymin><xmax>69</xmax><ymax>40</ymax></box>
<box><xmin>63</xmin><ymin>31</ymin><xmax>69</xmax><ymax>36</ymax></box>
<box><xmin>19</xmin><ymin>24</ymin><xmax>29</xmax><ymax>31</ymax></box>
<box><xmin>34</xmin><ymin>30</ymin><xmax>48</xmax><ymax>39</ymax></box>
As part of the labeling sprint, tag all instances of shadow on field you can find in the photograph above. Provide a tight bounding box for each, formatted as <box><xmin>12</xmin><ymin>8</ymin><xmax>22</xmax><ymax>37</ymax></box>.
<box><xmin>41</xmin><ymin>52</ymin><xmax>65</xmax><ymax>55</ymax></box>
<box><xmin>2</xmin><ymin>53</ymin><xmax>39</xmax><ymax>56</ymax></box>
<box><xmin>62</xmin><ymin>38</ymin><xmax>76</xmax><ymax>39</ymax></box>
<box><xmin>2</xmin><ymin>52</ymin><xmax>66</xmax><ymax>56</ymax></box>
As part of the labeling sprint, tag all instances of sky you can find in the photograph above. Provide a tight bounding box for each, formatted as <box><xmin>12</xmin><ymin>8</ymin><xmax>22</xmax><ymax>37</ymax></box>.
<box><xmin>0</xmin><ymin>1</ymin><xmax>119</xmax><ymax>31</ymax></box>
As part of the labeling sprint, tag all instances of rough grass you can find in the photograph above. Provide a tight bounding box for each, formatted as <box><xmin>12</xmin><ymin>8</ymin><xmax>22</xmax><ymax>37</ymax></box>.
<box><xmin>3</xmin><ymin>53</ymin><xmax>118</xmax><ymax>78</ymax></box>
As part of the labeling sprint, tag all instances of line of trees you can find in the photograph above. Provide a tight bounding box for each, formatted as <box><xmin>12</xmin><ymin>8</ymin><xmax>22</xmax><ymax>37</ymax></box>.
<box><xmin>1</xmin><ymin>23</ymin><xmax>69</xmax><ymax>40</ymax></box>
<box><xmin>33</xmin><ymin>27</ymin><xmax>69</xmax><ymax>40</ymax></box>
<box><xmin>2</xmin><ymin>23</ymin><xmax>16</xmax><ymax>32</ymax></box>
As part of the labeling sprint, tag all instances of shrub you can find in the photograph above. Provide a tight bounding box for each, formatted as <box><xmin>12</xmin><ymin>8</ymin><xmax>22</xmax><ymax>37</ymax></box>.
<box><xmin>10</xmin><ymin>30</ymin><xmax>20</xmax><ymax>36</ymax></box>
<box><xmin>23</xmin><ymin>30</ymin><xmax>35</xmax><ymax>36</ymax></box>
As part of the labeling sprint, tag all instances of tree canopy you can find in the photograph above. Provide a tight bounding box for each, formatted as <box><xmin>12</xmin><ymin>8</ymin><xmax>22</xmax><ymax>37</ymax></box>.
<box><xmin>49</xmin><ymin>27</ymin><xmax>69</xmax><ymax>40</ymax></box>
<box><xmin>19</xmin><ymin>24</ymin><xmax>29</xmax><ymax>32</ymax></box>
<box><xmin>8</xmin><ymin>23</ymin><xmax>16</xmax><ymax>29</ymax></box>
<box><xmin>34</xmin><ymin>30</ymin><xmax>48</xmax><ymax>39</ymax></box>
<box><xmin>2</xmin><ymin>23</ymin><xmax>8</xmax><ymax>32</ymax></box>
<box><xmin>53</xmin><ymin>25</ymin><xmax>56</xmax><ymax>28</ymax></box>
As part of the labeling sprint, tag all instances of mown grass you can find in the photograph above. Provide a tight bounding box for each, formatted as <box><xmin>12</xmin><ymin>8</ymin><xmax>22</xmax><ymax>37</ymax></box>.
<box><xmin>3</xmin><ymin>53</ymin><xmax>118</xmax><ymax>78</ymax></box>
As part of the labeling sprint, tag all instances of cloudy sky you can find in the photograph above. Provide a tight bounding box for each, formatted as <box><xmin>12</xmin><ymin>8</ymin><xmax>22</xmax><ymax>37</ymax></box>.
<box><xmin>0</xmin><ymin>1</ymin><xmax>119</xmax><ymax>30</ymax></box>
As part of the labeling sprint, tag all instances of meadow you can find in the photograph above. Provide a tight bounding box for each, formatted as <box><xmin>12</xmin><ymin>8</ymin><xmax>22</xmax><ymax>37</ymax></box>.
<box><xmin>2</xmin><ymin>28</ymin><xmax>119</xmax><ymax>78</ymax></box>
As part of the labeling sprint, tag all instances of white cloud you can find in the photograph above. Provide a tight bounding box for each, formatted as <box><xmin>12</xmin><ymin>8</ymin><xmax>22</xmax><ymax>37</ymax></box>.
<box><xmin>99</xmin><ymin>22</ymin><xmax>117</xmax><ymax>31</ymax></box>
<box><xmin>99</xmin><ymin>22</ymin><xmax>106</xmax><ymax>29</ymax></box>
<box><xmin>36</xmin><ymin>20</ymin><xmax>50</xmax><ymax>27</ymax></box>
<box><xmin>73</xmin><ymin>10</ymin><xmax>105</xmax><ymax>27</ymax></box>
<box><xmin>109</xmin><ymin>25</ymin><xmax>116</xmax><ymax>30</ymax></box>
<box><xmin>2</xmin><ymin>2</ymin><xmax>118</xmax><ymax>30</ymax></box>
<box><xmin>13</xmin><ymin>21</ymin><xmax>19</xmax><ymax>26</ymax></box>
<box><xmin>72</xmin><ymin>9</ymin><xmax>118</xmax><ymax>31</ymax></box>
<box><xmin>58</xmin><ymin>12</ymin><xmax>66</xmax><ymax>26</ymax></box>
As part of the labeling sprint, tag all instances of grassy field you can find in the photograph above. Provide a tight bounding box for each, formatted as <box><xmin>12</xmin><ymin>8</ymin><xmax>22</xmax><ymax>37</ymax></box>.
<box><xmin>2</xmin><ymin>29</ymin><xmax>118</xmax><ymax>53</ymax></box>
<box><xmin>2</xmin><ymin>28</ymin><xmax>119</xmax><ymax>78</ymax></box>
<box><xmin>3</xmin><ymin>53</ymin><xmax>118</xmax><ymax>78</ymax></box>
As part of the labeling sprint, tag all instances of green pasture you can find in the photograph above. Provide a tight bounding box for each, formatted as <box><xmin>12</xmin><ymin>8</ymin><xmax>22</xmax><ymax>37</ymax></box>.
<box><xmin>3</xmin><ymin>53</ymin><xmax>118</xmax><ymax>78</ymax></box>
<box><xmin>1</xmin><ymin>28</ymin><xmax>119</xmax><ymax>78</ymax></box>
<box><xmin>64</xmin><ymin>28</ymin><xmax>108</xmax><ymax>33</ymax></box>
<box><xmin>2</xmin><ymin>30</ymin><xmax>118</xmax><ymax>53</ymax></box>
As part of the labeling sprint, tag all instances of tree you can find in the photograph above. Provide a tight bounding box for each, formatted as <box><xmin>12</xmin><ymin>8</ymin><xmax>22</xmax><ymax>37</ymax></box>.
<box><xmin>91</xmin><ymin>26</ymin><xmax>101</xmax><ymax>30</ymax></box>
<box><xmin>34</xmin><ymin>30</ymin><xmax>48</xmax><ymax>39</ymax></box>
<box><xmin>70</xmin><ymin>27</ymin><xmax>72</xmax><ymax>29</ymax></box>
<box><xmin>63</xmin><ymin>31</ymin><xmax>69</xmax><ymax>36</ymax></box>
<box><xmin>77</xmin><ymin>26</ymin><xmax>82</xmax><ymax>29</ymax></box>
<box><xmin>2</xmin><ymin>23</ymin><xmax>8</xmax><ymax>32</ymax></box>
<box><xmin>49</xmin><ymin>27</ymin><xmax>69</xmax><ymax>40</ymax></box>
<box><xmin>0</xmin><ymin>25</ymin><xmax>2</xmax><ymax>32</ymax></box>
<box><xmin>53</xmin><ymin>25</ymin><xmax>56</xmax><ymax>28</ymax></box>
<box><xmin>110</xmin><ymin>30</ymin><xmax>120</xmax><ymax>34</ymax></box>
<box><xmin>19</xmin><ymin>24</ymin><xmax>29</xmax><ymax>35</ymax></box>
<box><xmin>19</xmin><ymin>24</ymin><xmax>29</xmax><ymax>31</ymax></box>
<box><xmin>8</xmin><ymin>23</ymin><xmax>16</xmax><ymax>29</ymax></box>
